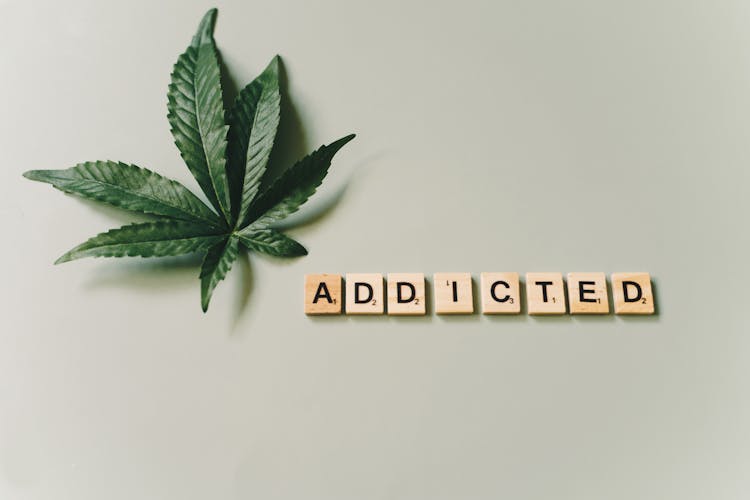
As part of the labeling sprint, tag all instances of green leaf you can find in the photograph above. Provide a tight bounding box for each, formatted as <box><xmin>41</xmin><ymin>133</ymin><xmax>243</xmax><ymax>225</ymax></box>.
<box><xmin>227</xmin><ymin>56</ymin><xmax>281</xmax><ymax>225</ymax></box>
<box><xmin>200</xmin><ymin>236</ymin><xmax>239</xmax><ymax>312</ymax></box>
<box><xmin>242</xmin><ymin>134</ymin><xmax>355</xmax><ymax>228</ymax></box>
<box><xmin>168</xmin><ymin>8</ymin><xmax>232</xmax><ymax>222</ymax></box>
<box><xmin>21</xmin><ymin>8</ymin><xmax>354</xmax><ymax>312</ymax></box>
<box><xmin>23</xmin><ymin>162</ymin><xmax>222</xmax><ymax>227</ymax></box>
<box><xmin>237</xmin><ymin>228</ymin><xmax>307</xmax><ymax>257</ymax></box>
<box><xmin>56</xmin><ymin>220</ymin><xmax>225</xmax><ymax>264</ymax></box>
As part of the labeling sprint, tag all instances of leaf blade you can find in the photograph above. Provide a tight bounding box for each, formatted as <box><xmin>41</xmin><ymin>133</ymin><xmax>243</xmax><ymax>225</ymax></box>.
<box><xmin>167</xmin><ymin>8</ymin><xmax>232</xmax><ymax>222</ymax></box>
<box><xmin>242</xmin><ymin>134</ymin><xmax>355</xmax><ymax>228</ymax></box>
<box><xmin>227</xmin><ymin>56</ymin><xmax>281</xmax><ymax>224</ymax></box>
<box><xmin>199</xmin><ymin>236</ymin><xmax>239</xmax><ymax>312</ymax></box>
<box><xmin>237</xmin><ymin>228</ymin><xmax>307</xmax><ymax>257</ymax></box>
<box><xmin>23</xmin><ymin>162</ymin><xmax>221</xmax><ymax>227</ymax></box>
<box><xmin>55</xmin><ymin>220</ymin><xmax>225</xmax><ymax>264</ymax></box>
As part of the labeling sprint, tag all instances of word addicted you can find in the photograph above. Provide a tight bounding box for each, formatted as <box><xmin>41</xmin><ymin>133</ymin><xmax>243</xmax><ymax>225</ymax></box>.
<box><xmin>304</xmin><ymin>272</ymin><xmax>655</xmax><ymax>316</ymax></box>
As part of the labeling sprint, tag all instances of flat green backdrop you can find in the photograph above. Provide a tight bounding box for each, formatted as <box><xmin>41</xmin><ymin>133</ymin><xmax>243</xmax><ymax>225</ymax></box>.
<box><xmin>1</xmin><ymin>0</ymin><xmax>748</xmax><ymax>499</ymax></box>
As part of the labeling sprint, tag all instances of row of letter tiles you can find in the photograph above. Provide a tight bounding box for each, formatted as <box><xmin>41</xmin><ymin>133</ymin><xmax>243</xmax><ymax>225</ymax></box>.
<box><xmin>304</xmin><ymin>273</ymin><xmax>654</xmax><ymax>316</ymax></box>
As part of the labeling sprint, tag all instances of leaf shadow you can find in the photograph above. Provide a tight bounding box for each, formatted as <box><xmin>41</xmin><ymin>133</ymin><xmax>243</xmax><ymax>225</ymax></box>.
<box><xmin>219</xmin><ymin>50</ymin><xmax>241</xmax><ymax>117</ymax></box>
<box><xmin>62</xmin><ymin>195</ymin><xmax>152</xmax><ymax>227</ymax></box>
<box><xmin>230</xmin><ymin>251</ymin><xmax>254</xmax><ymax>332</ymax></box>
<box><xmin>261</xmin><ymin>58</ymin><xmax>309</xmax><ymax>189</ymax></box>
<box><xmin>272</xmin><ymin>182</ymin><xmax>348</xmax><ymax>232</ymax></box>
<box><xmin>83</xmin><ymin>254</ymin><xmax>203</xmax><ymax>291</ymax></box>
<box><xmin>272</xmin><ymin>150</ymin><xmax>384</xmax><ymax>232</ymax></box>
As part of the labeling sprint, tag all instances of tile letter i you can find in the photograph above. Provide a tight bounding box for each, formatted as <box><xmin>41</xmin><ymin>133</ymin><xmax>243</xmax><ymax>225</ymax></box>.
<box><xmin>434</xmin><ymin>273</ymin><xmax>474</xmax><ymax>314</ymax></box>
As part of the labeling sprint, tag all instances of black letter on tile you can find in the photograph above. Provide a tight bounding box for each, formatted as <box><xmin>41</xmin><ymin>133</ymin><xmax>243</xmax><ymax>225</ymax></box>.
<box><xmin>578</xmin><ymin>281</ymin><xmax>596</xmax><ymax>303</ymax></box>
<box><xmin>354</xmin><ymin>283</ymin><xmax>374</xmax><ymax>304</ymax></box>
<box><xmin>397</xmin><ymin>282</ymin><xmax>416</xmax><ymax>303</ymax></box>
<box><xmin>313</xmin><ymin>282</ymin><xmax>332</xmax><ymax>304</ymax></box>
<box><xmin>536</xmin><ymin>281</ymin><xmax>553</xmax><ymax>302</ymax></box>
<box><xmin>490</xmin><ymin>281</ymin><xmax>511</xmax><ymax>302</ymax></box>
<box><xmin>623</xmin><ymin>281</ymin><xmax>643</xmax><ymax>303</ymax></box>
<box><xmin>451</xmin><ymin>281</ymin><xmax>458</xmax><ymax>302</ymax></box>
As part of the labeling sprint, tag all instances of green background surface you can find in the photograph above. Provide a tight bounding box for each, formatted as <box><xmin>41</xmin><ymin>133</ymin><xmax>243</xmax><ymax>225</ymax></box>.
<box><xmin>1</xmin><ymin>0</ymin><xmax>748</xmax><ymax>498</ymax></box>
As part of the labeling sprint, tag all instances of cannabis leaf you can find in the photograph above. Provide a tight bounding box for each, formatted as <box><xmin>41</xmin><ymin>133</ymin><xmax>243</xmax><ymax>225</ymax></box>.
<box><xmin>23</xmin><ymin>8</ymin><xmax>355</xmax><ymax>312</ymax></box>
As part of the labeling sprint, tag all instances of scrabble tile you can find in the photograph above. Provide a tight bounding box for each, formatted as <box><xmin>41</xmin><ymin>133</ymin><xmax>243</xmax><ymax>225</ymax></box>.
<box><xmin>387</xmin><ymin>273</ymin><xmax>426</xmax><ymax>316</ymax></box>
<box><xmin>345</xmin><ymin>273</ymin><xmax>384</xmax><ymax>315</ymax></box>
<box><xmin>612</xmin><ymin>272</ymin><xmax>654</xmax><ymax>315</ymax></box>
<box><xmin>434</xmin><ymin>273</ymin><xmax>474</xmax><ymax>314</ymax></box>
<box><xmin>567</xmin><ymin>272</ymin><xmax>609</xmax><ymax>314</ymax></box>
<box><xmin>480</xmin><ymin>272</ymin><xmax>521</xmax><ymax>314</ymax></box>
<box><xmin>304</xmin><ymin>274</ymin><xmax>342</xmax><ymax>315</ymax></box>
<box><xmin>525</xmin><ymin>272</ymin><xmax>566</xmax><ymax>315</ymax></box>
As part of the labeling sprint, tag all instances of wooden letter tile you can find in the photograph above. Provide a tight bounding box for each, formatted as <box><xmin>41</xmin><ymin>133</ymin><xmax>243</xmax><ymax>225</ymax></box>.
<box><xmin>304</xmin><ymin>274</ymin><xmax>342</xmax><ymax>315</ymax></box>
<box><xmin>434</xmin><ymin>273</ymin><xmax>474</xmax><ymax>314</ymax></box>
<box><xmin>525</xmin><ymin>272</ymin><xmax>566</xmax><ymax>315</ymax></box>
<box><xmin>345</xmin><ymin>273</ymin><xmax>384</xmax><ymax>315</ymax></box>
<box><xmin>612</xmin><ymin>272</ymin><xmax>654</xmax><ymax>315</ymax></box>
<box><xmin>480</xmin><ymin>272</ymin><xmax>521</xmax><ymax>314</ymax></box>
<box><xmin>387</xmin><ymin>273</ymin><xmax>426</xmax><ymax>316</ymax></box>
<box><xmin>567</xmin><ymin>272</ymin><xmax>609</xmax><ymax>314</ymax></box>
